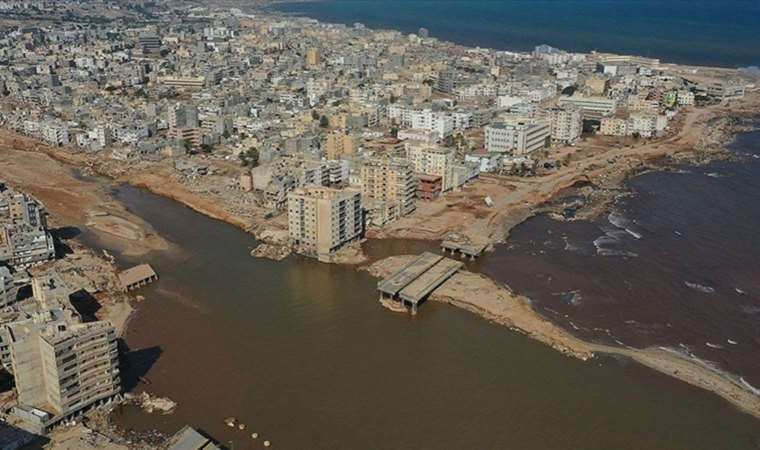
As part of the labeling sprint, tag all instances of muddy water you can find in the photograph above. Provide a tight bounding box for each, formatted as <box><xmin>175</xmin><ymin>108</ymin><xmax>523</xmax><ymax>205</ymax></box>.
<box><xmin>480</xmin><ymin>127</ymin><xmax>760</xmax><ymax>391</ymax></box>
<box><xmin>86</xmin><ymin>185</ymin><xmax>760</xmax><ymax>449</ymax></box>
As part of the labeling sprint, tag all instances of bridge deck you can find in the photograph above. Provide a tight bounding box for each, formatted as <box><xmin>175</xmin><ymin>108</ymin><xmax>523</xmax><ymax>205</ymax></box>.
<box><xmin>441</xmin><ymin>240</ymin><xmax>487</xmax><ymax>257</ymax></box>
<box><xmin>399</xmin><ymin>258</ymin><xmax>463</xmax><ymax>304</ymax></box>
<box><xmin>377</xmin><ymin>252</ymin><xmax>443</xmax><ymax>297</ymax></box>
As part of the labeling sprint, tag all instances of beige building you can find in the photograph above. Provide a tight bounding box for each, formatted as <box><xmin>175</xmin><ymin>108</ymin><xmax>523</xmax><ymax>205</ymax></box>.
<box><xmin>287</xmin><ymin>187</ymin><xmax>363</xmax><ymax>261</ymax></box>
<box><xmin>599</xmin><ymin>117</ymin><xmax>629</xmax><ymax>136</ymax></box>
<box><xmin>8</xmin><ymin>319</ymin><xmax>120</xmax><ymax>429</ymax></box>
<box><xmin>405</xmin><ymin>144</ymin><xmax>455</xmax><ymax>191</ymax></box>
<box><xmin>306</xmin><ymin>48</ymin><xmax>320</xmax><ymax>67</ymax></box>
<box><xmin>360</xmin><ymin>158</ymin><xmax>417</xmax><ymax>227</ymax></box>
<box><xmin>324</xmin><ymin>131</ymin><xmax>356</xmax><ymax>160</ymax></box>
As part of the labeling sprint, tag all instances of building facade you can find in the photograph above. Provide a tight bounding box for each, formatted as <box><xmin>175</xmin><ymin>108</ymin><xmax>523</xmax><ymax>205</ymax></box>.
<box><xmin>360</xmin><ymin>158</ymin><xmax>417</xmax><ymax>226</ymax></box>
<box><xmin>485</xmin><ymin>120</ymin><xmax>551</xmax><ymax>155</ymax></box>
<box><xmin>405</xmin><ymin>144</ymin><xmax>455</xmax><ymax>191</ymax></box>
<box><xmin>287</xmin><ymin>187</ymin><xmax>363</xmax><ymax>261</ymax></box>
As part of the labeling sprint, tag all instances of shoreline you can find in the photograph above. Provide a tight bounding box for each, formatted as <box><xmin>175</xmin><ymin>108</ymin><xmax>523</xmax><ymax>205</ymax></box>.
<box><xmin>261</xmin><ymin>1</ymin><xmax>758</xmax><ymax>69</ymax></box>
<box><xmin>365</xmin><ymin>256</ymin><xmax>760</xmax><ymax>421</ymax></box>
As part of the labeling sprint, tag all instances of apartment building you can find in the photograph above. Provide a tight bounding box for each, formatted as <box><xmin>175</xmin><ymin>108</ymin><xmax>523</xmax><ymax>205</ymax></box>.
<box><xmin>0</xmin><ymin>265</ymin><xmax>18</xmax><ymax>308</ymax></box>
<box><xmin>485</xmin><ymin>120</ymin><xmax>551</xmax><ymax>155</ymax></box>
<box><xmin>410</xmin><ymin>109</ymin><xmax>454</xmax><ymax>139</ymax></box>
<box><xmin>167</xmin><ymin>103</ymin><xmax>202</xmax><ymax>149</ymax></box>
<box><xmin>405</xmin><ymin>143</ymin><xmax>455</xmax><ymax>191</ymax></box>
<box><xmin>287</xmin><ymin>187</ymin><xmax>363</xmax><ymax>261</ymax></box>
<box><xmin>547</xmin><ymin>107</ymin><xmax>582</xmax><ymax>144</ymax></box>
<box><xmin>8</xmin><ymin>319</ymin><xmax>120</xmax><ymax>432</ymax></box>
<box><xmin>324</xmin><ymin>131</ymin><xmax>356</xmax><ymax>160</ymax></box>
<box><xmin>599</xmin><ymin>117</ymin><xmax>629</xmax><ymax>136</ymax></box>
<box><xmin>306</xmin><ymin>48</ymin><xmax>321</xmax><ymax>67</ymax></box>
<box><xmin>360</xmin><ymin>158</ymin><xmax>417</xmax><ymax>226</ymax></box>
<box><xmin>0</xmin><ymin>190</ymin><xmax>55</xmax><ymax>268</ymax></box>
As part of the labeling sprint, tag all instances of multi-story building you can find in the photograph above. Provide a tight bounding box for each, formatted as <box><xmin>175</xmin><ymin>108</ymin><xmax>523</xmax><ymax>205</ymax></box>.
<box><xmin>0</xmin><ymin>265</ymin><xmax>18</xmax><ymax>308</ymax></box>
<box><xmin>138</xmin><ymin>32</ymin><xmax>161</xmax><ymax>55</ymax></box>
<box><xmin>406</xmin><ymin>144</ymin><xmax>455</xmax><ymax>191</ymax></box>
<box><xmin>630</xmin><ymin>113</ymin><xmax>667</xmax><ymax>138</ymax></box>
<box><xmin>158</xmin><ymin>77</ymin><xmax>206</xmax><ymax>90</ymax></box>
<box><xmin>8</xmin><ymin>319</ymin><xmax>120</xmax><ymax>431</ymax></box>
<box><xmin>437</xmin><ymin>68</ymin><xmax>458</xmax><ymax>93</ymax></box>
<box><xmin>167</xmin><ymin>103</ymin><xmax>202</xmax><ymax>149</ymax></box>
<box><xmin>0</xmin><ymin>190</ymin><xmax>55</xmax><ymax>268</ymax></box>
<box><xmin>324</xmin><ymin>131</ymin><xmax>356</xmax><ymax>160</ymax></box>
<box><xmin>306</xmin><ymin>48</ymin><xmax>320</xmax><ymax>67</ymax></box>
<box><xmin>410</xmin><ymin>109</ymin><xmax>455</xmax><ymax>139</ymax></box>
<box><xmin>547</xmin><ymin>107</ymin><xmax>582</xmax><ymax>144</ymax></box>
<box><xmin>599</xmin><ymin>117</ymin><xmax>629</xmax><ymax>136</ymax></box>
<box><xmin>485</xmin><ymin>120</ymin><xmax>551</xmax><ymax>155</ymax></box>
<box><xmin>287</xmin><ymin>187</ymin><xmax>363</xmax><ymax>261</ymax></box>
<box><xmin>360</xmin><ymin>158</ymin><xmax>417</xmax><ymax>226</ymax></box>
<box><xmin>558</xmin><ymin>95</ymin><xmax>617</xmax><ymax>120</ymax></box>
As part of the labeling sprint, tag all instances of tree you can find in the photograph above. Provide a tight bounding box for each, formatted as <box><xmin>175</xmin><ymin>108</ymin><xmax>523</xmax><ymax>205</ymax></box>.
<box><xmin>311</xmin><ymin>109</ymin><xmax>320</xmax><ymax>120</ymax></box>
<box><xmin>247</xmin><ymin>147</ymin><xmax>260</xmax><ymax>168</ymax></box>
<box><xmin>319</xmin><ymin>115</ymin><xmax>329</xmax><ymax>128</ymax></box>
<box><xmin>390</xmin><ymin>127</ymin><xmax>399</xmax><ymax>138</ymax></box>
<box><xmin>200</xmin><ymin>144</ymin><xmax>213</xmax><ymax>154</ymax></box>
<box><xmin>239</xmin><ymin>148</ymin><xmax>260</xmax><ymax>168</ymax></box>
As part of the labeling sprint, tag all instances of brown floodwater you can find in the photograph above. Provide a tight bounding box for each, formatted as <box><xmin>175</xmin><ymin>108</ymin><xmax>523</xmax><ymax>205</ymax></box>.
<box><xmin>77</xmin><ymin>184</ymin><xmax>760</xmax><ymax>450</ymax></box>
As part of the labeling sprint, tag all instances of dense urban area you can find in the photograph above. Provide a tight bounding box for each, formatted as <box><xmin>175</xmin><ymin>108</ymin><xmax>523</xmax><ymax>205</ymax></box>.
<box><xmin>0</xmin><ymin>0</ymin><xmax>759</xmax><ymax>448</ymax></box>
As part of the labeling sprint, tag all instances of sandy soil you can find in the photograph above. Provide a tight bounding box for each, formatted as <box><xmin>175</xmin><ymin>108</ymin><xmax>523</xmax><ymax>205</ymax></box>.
<box><xmin>0</xmin><ymin>143</ymin><xmax>168</xmax><ymax>256</ymax></box>
<box><xmin>366</xmin><ymin>255</ymin><xmax>760</xmax><ymax>421</ymax></box>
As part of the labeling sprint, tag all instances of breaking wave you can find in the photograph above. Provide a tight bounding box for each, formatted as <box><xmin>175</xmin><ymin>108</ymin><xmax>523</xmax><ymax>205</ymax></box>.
<box><xmin>684</xmin><ymin>281</ymin><xmax>716</xmax><ymax>294</ymax></box>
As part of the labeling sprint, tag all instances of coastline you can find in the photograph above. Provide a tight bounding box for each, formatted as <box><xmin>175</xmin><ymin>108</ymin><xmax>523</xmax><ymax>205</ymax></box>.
<box><xmin>263</xmin><ymin>1</ymin><xmax>760</xmax><ymax>69</ymax></box>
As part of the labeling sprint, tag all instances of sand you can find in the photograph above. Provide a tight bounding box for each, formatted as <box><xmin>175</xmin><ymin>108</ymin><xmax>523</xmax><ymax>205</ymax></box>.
<box><xmin>0</xmin><ymin>144</ymin><xmax>168</xmax><ymax>256</ymax></box>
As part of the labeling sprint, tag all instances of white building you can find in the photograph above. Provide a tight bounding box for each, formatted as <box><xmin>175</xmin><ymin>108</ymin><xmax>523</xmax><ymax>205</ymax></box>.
<box><xmin>485</xmin><ymin>120</ymin><xmax>551</xmax><ymax>155</ymax></box>
<box><xmin>558</xmin><ymin>95</ymin><xmax>617</xmax><ymax>119</ymax></box>
<box><xmin>410</xmin><ymin>109</ymin><xmax>454</xmax><ymax>139</ymax></box>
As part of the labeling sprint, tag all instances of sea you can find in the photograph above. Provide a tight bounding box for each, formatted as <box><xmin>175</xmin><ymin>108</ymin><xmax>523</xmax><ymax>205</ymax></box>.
<box><xmin>271</xmin><ymin>0</ymin><xmax>760</xmax><ymax>67</ymax></box>
<box><xmin>477</xmin><ymin>126</ymin><xmax>760</xmax><ymax>388</ymax></box>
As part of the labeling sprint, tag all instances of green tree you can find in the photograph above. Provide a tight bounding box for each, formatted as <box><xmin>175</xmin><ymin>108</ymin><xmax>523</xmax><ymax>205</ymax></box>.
<box><xmin>319</xmin><ymin>115</ymin><xmax>329</xmax><ymax>128</ymax></box>
<box><xmin>247</xmin><ymin>148</ymin><xmax>260</xmax><ymax>168</ymax></box>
